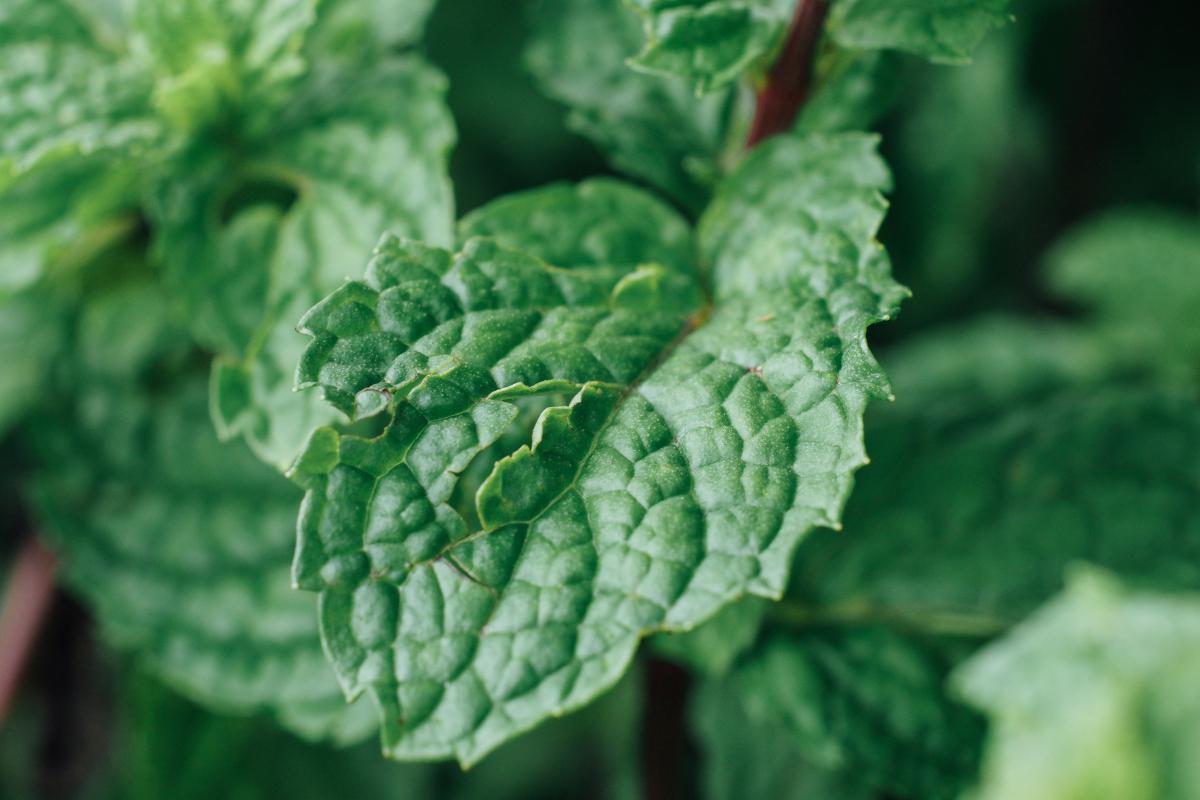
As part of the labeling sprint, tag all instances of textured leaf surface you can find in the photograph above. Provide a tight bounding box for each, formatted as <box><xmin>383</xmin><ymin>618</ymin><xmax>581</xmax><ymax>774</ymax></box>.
<box><xmin>790</xmin><ymin>387</ymin><xmax>1200</xmax><ymax>633</ymax></box>
<box><xmin>1046</xmin><ymin>208</ymin><xmax>1200</xmax><ymax>374</ymax></box>
<box><xmin>526</xmin><ymin>0</ymin><xmax>728</xmax><ymax>206</ymax></box>
<box><xmin>292</xmin><ymin>132</ymin><xmax>903</xmax><ymax>763</ymax></box>
<box><xmin>626</xmin><ymin>0</ymin><xmax>792</xmax><ymax>94</ymax></box>
<box><xmin>828</xmin><ymin>0</ymin><xmax>1013</xmax><ymax>64</ymax></box>
<box><xmin>0</xmin><ymin>10</ymin><xmax>155</xmax><ymax>182</ymax></box>
<box><xmin>35</xmin><ymin>377</ymin><xmax>371</xmax><ymax>742</ymax></box>
<box><xmin>725</xmin><ymin>628</ymin><xmax>982</xmax><ymax>799</ymax></box>
<box><xmin>955</xmin><ymin>571</ymin><xmax>1200</xmax><ymax>800</ymax></box>
<box><xmin>153</xmin><ymin>56</ymin><xmax>455</xmax><ymax>470</ymax></box>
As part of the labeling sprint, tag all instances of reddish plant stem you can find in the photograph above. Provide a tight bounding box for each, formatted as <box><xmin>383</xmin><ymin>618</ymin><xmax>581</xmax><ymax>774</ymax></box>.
<box><xmin>745</xmin><ymin>0</ymin><xmax>831</xmax><ymax>147</ymax></box>
<box><xmin>0</xmin><ymin>538</ymin><xmax>58</xmax><ymax>724</ymax></box>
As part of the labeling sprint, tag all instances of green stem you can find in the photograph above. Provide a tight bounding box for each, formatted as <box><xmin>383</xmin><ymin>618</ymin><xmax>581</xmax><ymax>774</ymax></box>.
<box><xmin>768</xmin><ymin>598</ymin><xmax>1014</xmax><ymax>639</ymax></box>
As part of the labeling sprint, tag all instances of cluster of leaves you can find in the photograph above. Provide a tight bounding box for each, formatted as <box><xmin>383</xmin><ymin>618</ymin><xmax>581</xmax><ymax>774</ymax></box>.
<box><xmin>2</xmin><ymin>0</ymin><xmax>1200</xmax><ymax>798</ymax></box>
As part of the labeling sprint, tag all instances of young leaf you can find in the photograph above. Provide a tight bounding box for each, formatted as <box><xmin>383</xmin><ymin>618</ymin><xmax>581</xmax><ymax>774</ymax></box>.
<box><xmin>955</xmin><ymin>570</ymin><xmax>1200</xmax><ymax>800</ymax></box>
<box><xmin>827</xmin><ymin>0</ymin><xmax>1013</xmax><ymax>65</ymax></box>
<box><xmin>291</xmin><ymin>132</ymin><xmax>903</xmax><ymax>764</ymax></box>
<box><xmin>153</xmin><ymin>57</ymin><xmax>456</xmax><ymax>470</ymax></box>
<box><xmin>625</xmin><ymin>0</ymin><xmax>792</xmax><ymax>94</ymax></box>
<box><xmin>526</xmin><ymin>0</ymin><xmax>729</xmax><ymax>207</ymax></box>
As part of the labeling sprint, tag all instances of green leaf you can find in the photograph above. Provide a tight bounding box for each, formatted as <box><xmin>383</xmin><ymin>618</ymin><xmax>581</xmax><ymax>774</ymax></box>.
<box><xmin>828</xmin><ymin>0</ymin><xmax>1013</xmax><ymax>65</ymax></box>
<box><xmin>790</xmin><ymin>386</ymin><xmax>1200</xmax><ymax>634</ymax></box>
<box><xmin>129</xmin><ymin>0</ymin><xmax>318</xmax><ymax>133</ymax></box>
<box><xmin>692</xmin><ymin>675</ymin><xmax>874</xmax><ymax>800</ymax></box>
<box><xmin>0</xmin><ymin>18</ymin><xmax>155</xmax><ymax>183</ymax></box>
<box><xmin>955</xmin><ymin>570</ymin><xmax>1200</xmax><ymax>800</ymax></box>
<box><xmin>626</xmin><ymin>0</ymin><xmax>792</xmax><ymax>94</ymax></box>
<box><xmin>1045</xmin><ymin>208</ymin><xmax>1200</xmax><ymax>376</ymax></box>
<box><xmin>291</xmin><ymin>132</ymin><xmax>902</xmax><ymax>764</ymax></box>
<box><xmin>31</xmin><ymin>313</ymin><xmax>367</xmax><ymax>744</ymax></box>
<box><xmin>526</xmin><ymin>0</ymin><xmax>728</xmax><ymax>206</ymax></box>
<box><xmin>107</xmin><ymin>676</ymin><xmax>431</xmax><ymax>800</ymax></box>
<box><xmin>0</xmin><ymin>286</ymin><xmax>68</xmax><ymax>435</ymax></box>
<box><xmin>152</xmin><ymin>56</ymin><xmax>456</xmax><ymax>470</ymax></box>
<box><xmin>308</xmin><ymin>0</ymin><xmax>438</xmax><ymax>58</ymax></box>
<box><xmin>723</xmin><ymin>628</ymin><xmax>982</xmax><ymax>799</ymax></box>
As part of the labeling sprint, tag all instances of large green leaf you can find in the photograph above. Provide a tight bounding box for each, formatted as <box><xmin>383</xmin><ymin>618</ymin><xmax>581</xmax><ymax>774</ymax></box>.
<box><xmin>526</xmin><ymin>0</ymin><xmax>728</xmax><ymax>206</ymax></box>
<box><xmin>790</xmin><ymin>386</ymin><xmax>1200</xmax><ymax>634</ymax></box>
<box><xmin>27</xmin><ymin>276</ymin><xmax>368</xmax><ymax>742</ymax></box>
<box><xmin>290</xmin><ymin>132</ymin><xmax>903</xmax><ymax>763</ymax></box>
<box><xmin>34</xmin><ymin>377</ymin><xmax>372</xmax><ymax>743</ymax></box>
<box><xmin>625</xmin><ymin>0</ymin><xmax>792</xmax><ymax>94</ymax></box>
<box><xmin>719</xmin><ymin>628</ymin><xmax>982</xmax><ymax>799</ymax></box>
<box><xmin>152</xmin><ymin>56</ymin><xmax>455</xmax><ymax>470</ymax></box>
<box><xmin>955</xmin><ymin>570</ymin><xmax>1200</xmax><ymax>800</ymax></box>
<box><xmin>828</xmin><ymin>0</ymin><xmax>1013</xmax><ymax>64</ymax></box>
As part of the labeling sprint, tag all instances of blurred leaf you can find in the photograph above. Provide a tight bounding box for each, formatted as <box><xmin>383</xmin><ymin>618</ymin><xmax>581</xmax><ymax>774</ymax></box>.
<box><xmin>722</xmin><ymin>628</ymin><xmax>982</xmax><ymax>799</ymax></box>
<box><xmin>828</xmin><ymin>0</ymin><xmax>1012</xmax><ymax>64</ymax></box>
<box><xmin>526</xmin><ymin>0</ymin><xmax>728</xmax><ymax>208</ymax></box>
<box><xmin>1046</xmin><ymin>207</ymin><xmax>1200</xmax><ymax>378</ymax></box>
<box><xmin>692</xmin><ymin>674</ymin><xmax>874</xmax><ymax>800</ymax></box>
<box><xmin>956</xmin><ymin>570</ymin><xmax>1200</xmax><ymax>800</ymax></box>
<box><xmin>626</xmin><ymin>0</ymin><xmax>792</xmax><ymax>95</ymax></box>
<box><xmin>651</xmin><ymin>597</ymin><xmax>767</xmax><ymax>676</ymax></box>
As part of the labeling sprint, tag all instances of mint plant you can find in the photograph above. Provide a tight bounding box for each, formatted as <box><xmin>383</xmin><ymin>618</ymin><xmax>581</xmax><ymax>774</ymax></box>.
<box><xmin>3</xmin><ymin>0</ymin><xmax>1200</xmax><ymax>798</ymax></box>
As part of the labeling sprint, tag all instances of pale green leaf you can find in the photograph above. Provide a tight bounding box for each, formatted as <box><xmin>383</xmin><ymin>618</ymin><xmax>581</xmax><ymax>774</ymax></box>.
<box><xmin>129</xmin><ymin>0</ymin><xmax>318</xmax><ymax>132</ymax></box>
<box><xmin>626</xmin><ymin>0</ymin><xmax>792</xmax><ymax>94</ymax></box>
<box><xmin>1046</xmin><ymin>208</ymin><xmax>1200</xmax><ymax>376</ymax></box>
<box><xmin>0</xmin><ymin>30</ymin><xmax>155</xmax><ymax>182</ymax></box>
<box><xmin>526</xmin><ymin>0</ymin><xmax>728</xmax><ymax>206</ymax></box>
<box><xmin>151</xmin><ymin>56</ymin><xmax>455</xmax><ymax>470</ymax></box>
<box><xmin>291</xmin><ymin>132</ymin><xmax>902</xmax><ymax>764</ymax></box>
<box><xmin>308</xmin><ymin>0</ymin><xmax>438</xmax><ymax>57</ymax></box>
<box><xmin>955</xmin><ymin>571</ymin><xmax>1200</xmax><ymax>800</ymax></box>
<box><xmin>828</xmin><ymin>0</ymin><xmax>1013</xmax><ymax>64</ymax></box>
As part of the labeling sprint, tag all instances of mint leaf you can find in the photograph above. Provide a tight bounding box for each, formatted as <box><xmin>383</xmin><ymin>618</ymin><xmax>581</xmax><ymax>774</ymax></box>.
<box><xmin>36</xmin><ymin>379</ymin><xmax>369</xmax><ymax>743</ymax></box>
<box><xmin>626</xmin><ymin>0</ymin><xmax>792</xmax><ymax>94</ymax></box>
<box><xmin>725</xmin><ymin>628</ymin><xmax>982</xmax><ymax>799</ymax></box>
<box><xmin>692</xmin><ymin>676</ymin><xmax>874</xmax><ymax>800</ymax></box>
<box><xmin>955</xmin><ymin>570</ymin><xmax>1200</xmax><ymax>800</ymax></box>
<box><xmin>828</xmin><ymin>0</ymin><xmax>1013</xmax><ymax>64</ymax></box>
<box><xmin>791</xmin><ymin>387</ymin><xmax>1200</xmax><ymax>633</ymax></box>
<box><xmin>291</xmin><ymin>132</ymin><xmax>902</xmax><ymax>763</ymax></box>
<box><xmin>153</xmin><ymin>57</ymin><xmax>455</xmax><ymax>470</ymax></box>
<box><xmin>526</xmin><ymin>0</ymin><xmax>728</xmax><ymax>206</ymax></box>
<box><xmin>129</xmin><ymin>0</ymin><xmax>318</xmax><ymax>133</ymax></box>
<box><xmin>0</xmin><ymin>17</ymin><xmax>155</xmax><ymax>182</ymax></box>
<box><xmin>1046</xmin><ymin>208</ymin><xmax>1200</xmax><ymax>376</ymax></box>
<box><xmin>309</xmin><ymin>0</ymin><xmax>438</xmax><ymax>58</ymax></box>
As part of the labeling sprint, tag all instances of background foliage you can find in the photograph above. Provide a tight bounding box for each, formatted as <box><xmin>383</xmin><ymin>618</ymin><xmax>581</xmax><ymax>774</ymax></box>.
<box><xmin>1</xmin><ymin>0</ymin><xmax>1198</xmax><ymax>797</ymax></box>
